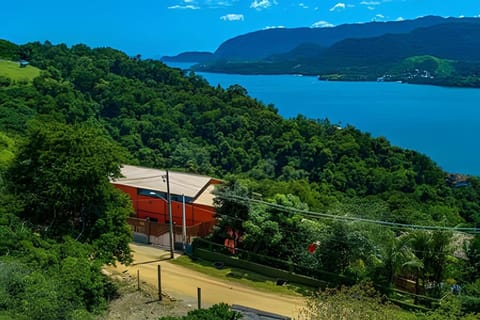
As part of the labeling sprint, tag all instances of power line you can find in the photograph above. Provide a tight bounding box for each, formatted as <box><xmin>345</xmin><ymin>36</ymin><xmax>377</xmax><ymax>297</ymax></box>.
<box><xmin>215</xmin><ymin>193</ymin><xmax>480</xmax><ymax>234</ymax></box>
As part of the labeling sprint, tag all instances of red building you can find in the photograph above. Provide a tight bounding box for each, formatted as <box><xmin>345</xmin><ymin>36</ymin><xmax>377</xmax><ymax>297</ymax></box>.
<box><xmin>112</xmin><ymin>165</ymin><xmax>221</xmax><ymax>226</ymax></box>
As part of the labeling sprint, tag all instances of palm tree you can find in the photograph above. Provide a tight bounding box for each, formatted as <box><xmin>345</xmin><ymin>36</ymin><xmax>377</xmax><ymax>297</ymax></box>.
<box><xmin>382</xmin><ymin>231</ymin><xmax>415</xmax><ymax>286</ymax></box>
<box><xmin>402</xmin><ymin>258</ymin><xmax>425</xmax><ymax>304</ymax></box>
<box><xmin>406</xmin><ymin>230</ymin><xmax>432</xmax><ymax>302</ymax></box>
<box><xmin>429</xmin><ymin>231</ymin><xmax>453</xmax><ymax>297</ymax></box>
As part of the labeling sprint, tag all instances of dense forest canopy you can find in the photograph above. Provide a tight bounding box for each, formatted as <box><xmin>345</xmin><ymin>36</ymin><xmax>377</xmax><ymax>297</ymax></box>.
<box><xmin>0</xmin><ymin>39</ymin><xmax>479</xmax><ymax>318</ymax></box>
<box><xmin>2</xmin><ymin>39</ymin><xmax>478</xmax><ymax>226</ymax></box>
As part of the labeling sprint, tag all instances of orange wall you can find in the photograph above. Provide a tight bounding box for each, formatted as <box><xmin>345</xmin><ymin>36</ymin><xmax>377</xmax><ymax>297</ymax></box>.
<box><xmin>113</xmin><ymin>183</ymin><xmax>215</xmax><ymax>226</ymax></box>
<box><xmin>113</xmin><ymin>184</ymin><xmax>138</xmax><ymax>210</ymax></box>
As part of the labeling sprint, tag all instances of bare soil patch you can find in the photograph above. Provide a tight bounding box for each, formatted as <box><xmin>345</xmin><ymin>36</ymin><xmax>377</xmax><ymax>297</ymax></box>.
<box><xmin>101</xmin><ymin>268</ymin><xmax>195</xmax><ymax>320</ymax></box>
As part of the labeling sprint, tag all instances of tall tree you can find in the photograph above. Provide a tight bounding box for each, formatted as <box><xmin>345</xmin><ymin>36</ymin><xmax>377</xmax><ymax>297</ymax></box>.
<box><xmin>465</xmin><ymin>235</ymin><xmax>480</xmax><ymax>282</ymax></box>
<box><xmin>377</xmin><ymin>231</ymin><xmax>416</xmax><ymax>289</ymax></box>
<box><xmin>211</xmin><ymin>179</ymin><xmax>250</xmax><ymax>253</ymax></box>
<box><xmin>6</xmin><ymin>119</ymin><xmax>133</xmax><ymax>263</ymax></box>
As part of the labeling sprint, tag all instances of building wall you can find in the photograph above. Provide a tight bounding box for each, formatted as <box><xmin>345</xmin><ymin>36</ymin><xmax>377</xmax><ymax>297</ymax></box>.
<box><xmin>113</xmin><ymin>183</ymin><xmax>215</xmax><ymax>226</ymax></box>
<box><xmin>114</xmin><ymin>184</ymin><xmax>138</xmax><ymax>210</ymax></box>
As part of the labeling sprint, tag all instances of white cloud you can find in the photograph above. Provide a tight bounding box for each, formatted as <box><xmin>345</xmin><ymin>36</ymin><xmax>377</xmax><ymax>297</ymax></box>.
<box><xmin>167</xmin><ymin>4</ymin><xmax>200</xmax><ymax>9</ymax></box>
<box><xmin>220</xmin><ymin>13</ymin><xmax>245</xmax><ymax>21</ymax></box>
<box><xmin>396</xmin><ymin>16</ymin><xmax>404</xmax><ymax>21</ymax></box>
<box><xmin>311</xmin><ymin>20</ymin><xmax>335</xmax><ymax>28</ymax></box>
<box><xmin>205</xmin><ymin>0</ymin><xmax>237</xmax><ymax>8</ymax></box>
<box><xmin>250</xmin><ymin>0</ymin><xmax>278</xmax><ymax>10</ymax></box>
<box><xmin>263</xmin><ymin>25</ymin><xmax>286</xmax><ymax>29</ymax></box>
<box><xmin>329</xmin><ymin>3</ymin><xmax>346</xmax><ymax>12</ymax></box>
<box><xmin>376</xmin><ymin>14</ymin><xmax>384</xmax><ymax>18</ymax></box>
<box><xmin>299</xmin><ymin>3</ymin><xmax>308</xmax><ymax>9</ymax></box>
<box><xmin>360</xmin><ymin>1</ymin><xmax>380</xmax><ymax>5</ymax></box>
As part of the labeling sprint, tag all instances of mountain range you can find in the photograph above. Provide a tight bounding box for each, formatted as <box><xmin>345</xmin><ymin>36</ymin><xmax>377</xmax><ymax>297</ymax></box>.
<box><xmin>162</xmin><ymin>16</ymin><xmax>480</xmax><ymax>87</ymax></box>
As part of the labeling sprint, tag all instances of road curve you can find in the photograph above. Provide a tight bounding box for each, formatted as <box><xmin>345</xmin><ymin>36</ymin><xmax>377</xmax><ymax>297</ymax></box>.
<box><xmin>109</xmin><ymin>244</ymin><xmax>305</xmax><ymax>318</ymax></box>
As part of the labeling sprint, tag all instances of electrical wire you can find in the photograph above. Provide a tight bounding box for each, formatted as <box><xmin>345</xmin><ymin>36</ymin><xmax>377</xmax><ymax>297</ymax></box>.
<box><xmin>215</xmin><ymin>193</ymin><xmax>480</xmax><ymax>234</ymax></box>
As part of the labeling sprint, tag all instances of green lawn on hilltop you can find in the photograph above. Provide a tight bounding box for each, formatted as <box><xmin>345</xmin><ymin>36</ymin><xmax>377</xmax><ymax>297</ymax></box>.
<box><xmin>0</xmin><ymin>60</ymin><xmax>41</xmax><ymax>83</ymax></box>
<box><xmin>392</xmin><ymin>55</ymin><xmax>456</xmax><ymax>76</ymax></box>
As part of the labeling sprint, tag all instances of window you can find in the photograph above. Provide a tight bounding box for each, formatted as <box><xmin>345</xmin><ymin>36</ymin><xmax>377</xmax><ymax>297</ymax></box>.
<box><xmin>137</xmin><ymin>188</ymin><xmax>194</xmax><ymax>203</ymax></box>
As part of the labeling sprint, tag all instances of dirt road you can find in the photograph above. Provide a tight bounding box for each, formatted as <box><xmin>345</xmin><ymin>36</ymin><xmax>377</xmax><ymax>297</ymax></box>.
<box><xmin>108</xmin><ymin>244</ymin><xmax>305</xmax><ymax>318</ymax></box>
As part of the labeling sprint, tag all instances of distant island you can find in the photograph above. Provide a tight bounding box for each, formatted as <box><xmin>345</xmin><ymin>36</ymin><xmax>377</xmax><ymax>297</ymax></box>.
<box><xmin>161</xmin><ymin>51</ymin><xmax>215</xmax><ymax>63</ymax></box>
<box><xmin>163</xmin><ymin>16</ymin><xmax>480</xmax><ymax>88</ymax></box>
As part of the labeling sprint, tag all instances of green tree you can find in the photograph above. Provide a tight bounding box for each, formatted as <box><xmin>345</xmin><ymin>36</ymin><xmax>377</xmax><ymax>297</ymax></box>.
<box><xmin>375</xmin><ymin>231</ymin><xmax>416</xmax><ymax>289</ymax></box>
<box><xmin>318</xmin><ymin>222</ymin><xmax>374</xmax><ymax>277</ymax></box>
<box><xmin>6</xmin><ymin>120</ymin><xmax>132</xmax><ymax>263</ymax></box>
<box><xmin>159</xmin><ymin>303</ymin><xmax>242</xmax><ymax>320</ymax></box>
<box><xmin>404</xmin><ymin>231</ymin><xmax>452</xmax><ymax>300</ymax></box>
<box><xmin>464</xmin><ymin>235</ymin><xmax>480</xmax><ymax>282</ymax></box>
<box><xmin>241</xmin><ymin>203</ymin><xmax>282</xmax><ymax>255</ymax></box>
<box><xmin>211</xmin><ymin>179</ymin><xmax>250</xmax><ymax>252</ymax></box>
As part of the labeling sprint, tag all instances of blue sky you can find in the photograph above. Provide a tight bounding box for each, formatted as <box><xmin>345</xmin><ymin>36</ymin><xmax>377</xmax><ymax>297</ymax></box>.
<box><xmin>1</xmin><ymin>0</ymin><xmax>478</xmax><ymax>58</ymax></box>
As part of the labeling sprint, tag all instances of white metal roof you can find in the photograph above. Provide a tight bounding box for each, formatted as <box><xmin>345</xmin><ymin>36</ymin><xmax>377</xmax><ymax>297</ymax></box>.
<box><xmin>113</xmin><ymin>164</ymin><xmax>215</xmax><ymax>199</ymax></box>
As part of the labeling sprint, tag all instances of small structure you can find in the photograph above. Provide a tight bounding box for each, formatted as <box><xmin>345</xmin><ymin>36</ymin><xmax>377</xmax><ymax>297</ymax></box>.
<box><xmin>19</xmin><ymin>60</ymin><xmax>29</xmax><ymax>68</ymax></box>
<box><xmin>446</xmin><ymin>173</ymin><xmax>470</xmax><ymax>188</ymax></box>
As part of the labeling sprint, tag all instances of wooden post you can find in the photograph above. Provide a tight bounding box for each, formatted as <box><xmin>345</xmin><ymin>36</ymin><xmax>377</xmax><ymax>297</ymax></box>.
<box><xmin>197</xmin><ymin>287</ymin><xmax>201</xmax><ymax>309</ymax></box>
<box><xmin>158</xmin><ymin>265</ymin><xmax>162</xmax><ymax>301</ymax></box>
<box><xmin>137</xmin><ymin>269</ymin><xmax>140</xmax><ymax>290</ymax></box>
<box><xmin>146</xmin><ymin>218</ymin><xmax>151</xmax><ymax>244</ymax></box>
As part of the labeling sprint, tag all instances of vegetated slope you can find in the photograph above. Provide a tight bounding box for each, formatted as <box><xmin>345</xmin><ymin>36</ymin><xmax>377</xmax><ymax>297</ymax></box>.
<box><xmin>322</xmin><ymin>22</ymin><xmax>480</xmax><ymax>67</ymax></box>
<box><xmin>0</xmin><ymin>39</ymin><xmax>19</xmax><ymax>60</ymax></box>
<box><xmin>1</xmin><ymin>41</ymin><xmax>480</xmax><ymax>318</ymax></box>
<box><xmin>212</xmin><ymin>16</ymin><xmax>475</xmax><ymax>60</ymax></box>
<box><xmin>1</xmin><ymin>40</ymin><xmax>479</xmax><ymax>228</ymax></box>
<box><xmin>197</xmin><ymin>20</ymin><xmax>480</xmax><ymax>86</ymax></box>
<box><xmin>0</xmin><ymin>60</ymin><xmax>41</xmax><ymax>83</ymax></box>
<box><xmin>0</xmin><ymin>40</ymin><xmax>41</xmax><ymax>84</ymax></box>
<box><xmin>165</xmin><ymin>15</ymin><xmax>455</xmax><ymax>63</ymax></box>
<box><xmin>316</xmin><ymin>22</ymin><xmax>480</xmax><ymax>84</ymax></box>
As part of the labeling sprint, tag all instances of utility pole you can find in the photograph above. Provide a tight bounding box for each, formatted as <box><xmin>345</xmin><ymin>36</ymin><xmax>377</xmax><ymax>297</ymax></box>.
<box><xmin>165</xmin><ymin>170</ymin><xmax>175</xmax><ymax>259</ymax></box>
<box><xmin>182</xmin><ymin>194</ymin><xmax>186</xmax><ymax>251</ymax></box>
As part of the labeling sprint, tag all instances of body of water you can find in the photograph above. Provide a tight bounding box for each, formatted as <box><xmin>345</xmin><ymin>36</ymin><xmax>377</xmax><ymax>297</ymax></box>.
<box><xmin>168</xmin><ymin>63</ymin><xmax>480</xmax><ymax>176</ymax></box>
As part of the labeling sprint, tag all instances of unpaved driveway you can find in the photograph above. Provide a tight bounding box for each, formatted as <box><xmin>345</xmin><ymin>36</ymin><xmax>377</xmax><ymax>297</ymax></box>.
<box><xmin>108</xmin><ymin>244</ymin><xmax>305</xmax><ymax>318</ymax></box>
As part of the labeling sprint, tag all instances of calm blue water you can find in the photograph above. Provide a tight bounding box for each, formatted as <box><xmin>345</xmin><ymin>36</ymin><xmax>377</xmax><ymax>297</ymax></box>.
<box><xmin>168</xmin><ymin>63</ymin><xmax>480</xmax><ymax>176</ymax></box>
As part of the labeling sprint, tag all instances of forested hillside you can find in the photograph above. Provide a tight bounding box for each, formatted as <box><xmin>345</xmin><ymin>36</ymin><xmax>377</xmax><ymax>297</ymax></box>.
<box><xmin>4</xmin><ymin>40</ymin><xmax>478</xmax><ymax>225</ymax></box>
<box><xmin>165</xmin><ymin>15</ymin><xmax>467</xmax><ymax>62</ymax></box>
<box><xmin>192</xmin><ymin>18</ymin><xmax>480</xmax><ymax>87</ymax></box>
<box><xmin>1</xmin><ymin>40</ymin><xmax>480</xmax><ymax>318</ymax></box>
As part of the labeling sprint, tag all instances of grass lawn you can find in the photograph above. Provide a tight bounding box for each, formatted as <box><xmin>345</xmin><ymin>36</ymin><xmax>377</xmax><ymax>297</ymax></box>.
<box><xmin>168</xmin><ymin>255</ymin><xmax>314</xmax><ymax>297</ymax></box>
<box><xmin>0</xmin><ymin>60</ymin><xmax>41</xmax><ymax>83</ymax></box>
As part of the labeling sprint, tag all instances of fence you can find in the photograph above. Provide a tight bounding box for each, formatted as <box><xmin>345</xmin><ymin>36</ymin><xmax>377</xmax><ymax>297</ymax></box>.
<box><xmin>127</xmin><ymin>217</ymin><xmax>216</xmax><ymax>247</ymax></box>
<box><xmin>192</xmin><ymin>238</ymin><xmax>352</xmax><ymax>287</ymax></box>
<box><xmin>192</xmin><ymin>238</ymin><xmax>439</xmax><ymax>311</ymax></box>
